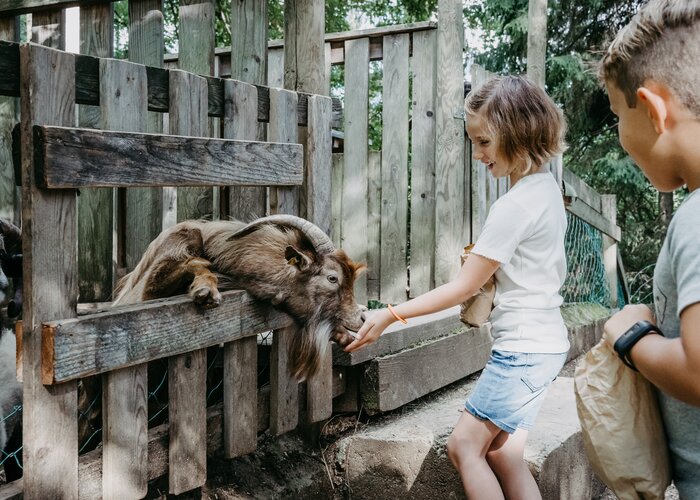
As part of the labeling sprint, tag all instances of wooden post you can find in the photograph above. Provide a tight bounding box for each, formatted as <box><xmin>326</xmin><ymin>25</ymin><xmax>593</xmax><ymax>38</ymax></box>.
<box><xmin>379</xmin><ymin>33</ymin><xmax>410</xmax><ymax>304</ymax></box>
<box><xmin>341</xmin><ymin>37</ymin><xmax>369</xmax><ymax>304</ymax></box>
<box><xmin>434</xmin><ymin>0</ymin><xmax>466</xmax><ymax>286</ymax></box>
<box><xmin>526</xmin><ymin>0</ymin><xmax>547</xmax><ymax>89</ymax></box>
<box><xmin>20</xmin><ymin>43</ymin><xmax>79</xmax><ymax>499</ymax></box>
<box><xmin>167</xmin><ymin>70</ymin><xmax>209</xmax><ymax>494</ymax></box>
<box><xmin>126</xmin><ymin>0</ymin><xmax>164</xmax><ymax>270</ymax></box>
<box><xmin>100</xmin><ymin>58</ymin><xmax>149</xmax><ymax>500</ymax></box>
<box><xmin>601</xmin><ymin>194</ymin><xmax>619</xmax><ymax>308</ymax></box>
<box><xmin>0</xmin><ymin>17</ymin><xmax>19</xmax><ymax>225</ymax></box>
<box><xmin>78</xmin><ymin>3</ymin><xmax>114</xmax><ymax>302</ymax></box>
<box><xmin>177</xmin><ymin>0</ymin><xmax>215</xmax><ymax>221</ymax></box>
<box><xmin>410</xmin><ymin>29</ymin><xmax>437</xmax><ymax>297</ymax></box>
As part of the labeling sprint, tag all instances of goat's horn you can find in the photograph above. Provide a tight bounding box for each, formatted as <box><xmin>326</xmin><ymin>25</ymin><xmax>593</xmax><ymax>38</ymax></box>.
<box><xmin>228</xmin><ymin>215</ymin><xmax>335</xmax><ymax>255</ymax></box>
<box><xmin>0</xmin><ymin>219</ymin><xmax>21</xmax><ymax>241</ymax></box>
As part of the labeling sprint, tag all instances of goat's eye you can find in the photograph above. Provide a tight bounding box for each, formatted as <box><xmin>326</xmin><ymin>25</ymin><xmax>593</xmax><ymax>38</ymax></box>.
<box><xmin>327</xmin><ymin>274</ymin><xmax>338</xmax><ymax>284</ymax></box>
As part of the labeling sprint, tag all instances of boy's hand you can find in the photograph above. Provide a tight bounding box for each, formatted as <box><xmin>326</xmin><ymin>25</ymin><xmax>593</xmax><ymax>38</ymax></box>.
<box><xmin>344</xmin><ymin>308</ymin><xmax>396</xmax><ymax>352</ymax></box>
<box><xmin>603</xmin><ymin>304</ymin><xmax>656</xmax><ymax>346</ymax></box>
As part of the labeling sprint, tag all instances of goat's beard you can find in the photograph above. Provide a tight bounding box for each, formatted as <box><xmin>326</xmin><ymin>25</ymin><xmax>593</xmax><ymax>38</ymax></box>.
<box><xmin>288</xmin><ymin>315</ymin><xmax>333</xmax><ymax>382</ymax></box>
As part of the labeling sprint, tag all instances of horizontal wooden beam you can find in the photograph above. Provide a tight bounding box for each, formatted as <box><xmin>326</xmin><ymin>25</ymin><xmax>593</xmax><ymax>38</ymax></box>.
<box><xmin>34</xmin><ymin>125</ymin><xmax>303</xmax><ymax>189</ymax></box>
<box><xmin>563</xmin><ymin>167</ymin><xmax>602</xmax><ymax>213</ymax></box>
<box><xmin>0</xmin><ymin>0</ymin><xmax>111</xmax><ymax>15</ymax></box>
<box><xmin>0</xmin><ymin>41</ymin><xmax>342</xmax><ymax>127</ymax></box>
<box><xmin>42</xmin><ymin>290</ymin><xmax>293</xmax><ymax>384</ymax></box>
<box><xmin>332</xmin><ymin>306</ymin><xmax>465</xmax><ymax>366</ymax></box>
<box><xmin>566</xmin><ymin>198</ymin><xmax>621</xmax><ymax>241</ymax></box>
<box><xmin>360</xmin><ymin>324</ymin><xmax>492</xmax><ymax>412</ymax></box>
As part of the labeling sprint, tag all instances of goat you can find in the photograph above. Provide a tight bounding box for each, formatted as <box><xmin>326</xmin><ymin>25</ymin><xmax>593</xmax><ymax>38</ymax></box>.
<box><xmin>115</xmin><ymin>215</ymin><xmax>366</xmax><ymax>381</ymax></box>
<box><xmin>0</xmin><ymin>219</ymin><xmax>22</xmax><ymax>482</ymax></box>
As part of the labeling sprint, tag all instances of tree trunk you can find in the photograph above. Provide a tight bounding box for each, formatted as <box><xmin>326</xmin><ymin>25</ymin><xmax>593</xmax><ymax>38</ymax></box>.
<box><xmin>659</xmin><ymin>191</ymin><xmax>673</xmax><ymax>238</ymax></box>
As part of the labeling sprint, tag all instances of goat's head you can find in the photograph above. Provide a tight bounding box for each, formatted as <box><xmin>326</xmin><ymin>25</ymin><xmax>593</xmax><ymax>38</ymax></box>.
<box><xmin>225</xmin><ymin>215</ymin><xmax>366</xmax><ymax>380</ymax></box>
<box><xmin>0</xmin><ymin>219</ymin><xmax>21</xmax><ymax>319</ymax></box>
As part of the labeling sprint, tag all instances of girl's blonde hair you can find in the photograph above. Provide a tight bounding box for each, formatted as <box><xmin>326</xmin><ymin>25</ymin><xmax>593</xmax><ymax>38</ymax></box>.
<box><xmin>464</xmin><ymin>75</ymin><xmax>566</xmax><ymax>176</ymax></box>
<box><xmin>598</xmin><ymin>0</ymin><xmax>700</xmax><ymax>117</ymax></box>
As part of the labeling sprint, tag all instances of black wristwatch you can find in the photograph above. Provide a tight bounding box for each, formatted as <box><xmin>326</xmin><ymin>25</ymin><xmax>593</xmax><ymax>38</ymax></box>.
<box><xmin>613</xmin><ymin>320</ymin><xmax>664</xmax><ymax>371</ymax></box>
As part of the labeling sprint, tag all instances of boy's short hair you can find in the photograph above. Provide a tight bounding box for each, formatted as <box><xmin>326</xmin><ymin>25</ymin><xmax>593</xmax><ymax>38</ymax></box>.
<box><xmin>599</xmin><ymin>0</ymin><xmax>700</xmax><ymax>116</ymax></box>
<box><xmin>464</xmin><ymin>75</ymin><xmax>566</xmax><ymax>175</ymax></box>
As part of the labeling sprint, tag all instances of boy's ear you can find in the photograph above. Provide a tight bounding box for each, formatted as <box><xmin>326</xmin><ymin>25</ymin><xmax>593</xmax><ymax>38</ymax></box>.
<box><xmin>637</xmin><ymin>86</ymin><xmax>668</xmax><ymax>135</ymax></box>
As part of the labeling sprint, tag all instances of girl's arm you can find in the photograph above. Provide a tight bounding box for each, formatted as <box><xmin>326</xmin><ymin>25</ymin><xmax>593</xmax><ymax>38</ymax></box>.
<box><xmin>345</xmin><ymin>253</ymin><xmax>500</xmax><ymax>352</ymax></box>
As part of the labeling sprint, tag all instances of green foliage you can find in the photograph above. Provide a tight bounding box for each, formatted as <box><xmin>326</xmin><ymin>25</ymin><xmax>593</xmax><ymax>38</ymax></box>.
<box><xmin>464</xmin><ymin>0</ymin><xmax>670</xmax><ymax>285</ymax></box>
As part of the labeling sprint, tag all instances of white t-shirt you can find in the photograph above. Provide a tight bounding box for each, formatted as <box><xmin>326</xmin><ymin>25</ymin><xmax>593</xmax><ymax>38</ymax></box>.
<box><xmin>471</xmin><ymin>172</ymin><xmax>569</xmax><ymax>354</ymax></box>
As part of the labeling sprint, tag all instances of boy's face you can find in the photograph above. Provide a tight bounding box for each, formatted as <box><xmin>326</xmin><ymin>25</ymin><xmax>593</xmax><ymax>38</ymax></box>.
<box><xmin>607</xmin><ymin>81</ymin><xmax>685</xmax><ymax>191</ymax></box>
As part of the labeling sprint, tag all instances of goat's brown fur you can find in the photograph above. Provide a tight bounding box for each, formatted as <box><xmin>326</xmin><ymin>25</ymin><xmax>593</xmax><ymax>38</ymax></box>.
<box><xmin>115</xmin><ymin>218</ymin><xmax>366</xmax><ymax>380</ymax></box>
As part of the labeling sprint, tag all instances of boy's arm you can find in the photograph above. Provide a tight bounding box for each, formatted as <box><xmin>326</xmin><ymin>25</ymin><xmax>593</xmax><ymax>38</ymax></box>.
<box><xmin>345</xmin><ymin>254</ymin><xmax>500</xmax><ymax>352</ymax></box>
<box><xmin>604</xmin><ymin>302</ymin><xmax>700</xmax><ymax>406</ymax></box>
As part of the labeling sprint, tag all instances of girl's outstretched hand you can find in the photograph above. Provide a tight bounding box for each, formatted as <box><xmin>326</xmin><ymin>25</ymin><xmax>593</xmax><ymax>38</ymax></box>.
<box><xmin>344</xmin><ymin>308</ymin><xmax>396</xmax><ymax>352</ymax></box>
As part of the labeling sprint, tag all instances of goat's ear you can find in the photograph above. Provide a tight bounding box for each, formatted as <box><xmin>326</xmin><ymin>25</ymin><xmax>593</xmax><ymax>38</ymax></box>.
<box><xmin>285</xmin><ymin>245</ymin><xmax>312</xmax><ymax>271</ymax></box>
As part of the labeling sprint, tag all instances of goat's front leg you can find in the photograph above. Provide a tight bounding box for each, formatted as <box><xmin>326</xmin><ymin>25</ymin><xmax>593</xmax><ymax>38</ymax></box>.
<box><xmin>143</xmin><ymin>256</ymin><xmax>221</xmax><ymax>308</ymax></box>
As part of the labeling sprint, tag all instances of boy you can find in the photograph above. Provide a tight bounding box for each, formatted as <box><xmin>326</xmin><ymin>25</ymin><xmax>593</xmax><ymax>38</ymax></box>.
<box><xmin>599</xmin><ymin>0</ymin><xmax>700</xmax><ymax>497</ymax></box>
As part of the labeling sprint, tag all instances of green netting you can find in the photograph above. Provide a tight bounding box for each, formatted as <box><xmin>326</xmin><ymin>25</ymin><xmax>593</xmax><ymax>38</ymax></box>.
<box><xmin>562</xmin><ymin>212</ymin><xmax>612</xmax><ymax>307</ymax></box>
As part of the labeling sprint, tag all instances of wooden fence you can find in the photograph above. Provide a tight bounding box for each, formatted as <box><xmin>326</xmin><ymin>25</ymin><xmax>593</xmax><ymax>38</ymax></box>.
<box><xmin>0</xmin><ymin>4</ymin><xmax>625</xmax><ymax>499</ymax></box>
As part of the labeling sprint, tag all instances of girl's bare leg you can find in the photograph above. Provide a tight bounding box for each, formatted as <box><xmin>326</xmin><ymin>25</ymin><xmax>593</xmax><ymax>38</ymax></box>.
<box><xmin>487</xmin><ymin>428</ymin><xmax>541</xmax><ymax>500</ymax></box>
<box><xmin>446</xmin><ymin>411</ymin><xmax>504</xmax><ymax>499</ymax></box>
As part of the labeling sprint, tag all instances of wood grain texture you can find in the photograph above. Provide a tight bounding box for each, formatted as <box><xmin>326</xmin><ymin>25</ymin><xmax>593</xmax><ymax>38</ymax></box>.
<box><xmin>78</xmin><ymin>3</ymin><xmax>114</xmax><ymax>302</ymax></box>
<box><xmin>361</xmin><ymin>324</ymin><xmax>491</xmax><ymax>412</ymax></box>
<box><xmin>0</xmin><ymin>23</ymin><xmax>18</xmax><ymax>225</ymax></box>
<box><xmin>99</xmin><ymin>56</ymin><xmax>149</xmax><ymax>500</ymax></box>
<box><xmin>224</xmin><ymin>79</ymin><xmax>266</xmax><ymax>220</ymax></box>
<box><xmin>409</xmin><ymin>29</ymin><xmax>437</xmax><ymax>297</ymax></box>
<box><xmin>269</xmin><ymin>326</ymin><xmax>299</xmax><ymax>435</ymax></box>
<box><xmin>304</xmin><ymin>95</ymin><xmax>332</xmax><ymax>236</ymax></box>
<box><xmin>341</xmin><ymin>37</ymin><xmax>369</xmax><ymax>304</ymax></box>
<box><xmin>170</xmin><ymin>70</ymin><xmax>213</xmax><ymax>221</ymax></box>
<box><xmin>230</xmin><ymin>0</ymin><xmax>267</xmax><ymax>85</ymax></box>
<box><xmin>168</xmin><ymin>348</ymin><xmax>207</xmax><ymax>494</ymax></box>
<box><xmin>223</xmin><ymin>336</ymin><xmax>257</xmax><ymax>457</ymax></box>
<box><xmin>283</xmin><ymin>0</ymin><xmax>325</xmax><ymax>95</ymax></box>
<box><xmin>366</xmin><ymin>151</ymin><xmax>381</xmax><ymax>300</ymax></box>
<box><xmin>268</xmin><ymin>87</ymin><xmax>299</xmax><ymax>215</ymax></box>
<box><xmin>34</xmin><ymin>125</ymin><xmax>304</xmax><ymax>188</ymax></box>
<box><xmin>31</xmin><ymin>10</ymin><xmax>65</xmax><ymax>49</ymax></box>
<box><xmin>563</xmin><ymin>167</ymin><xmax>602</xmax><ymax>212</ymax></box>
<box><xmin>433</xmin><ymin>0</ymin><xmax>466</xmax><ymax>286</ymax></box>
<box><xmin>20</xmin><ymin>42</ymin><xmax>79</xmax><ymax>499</ymax></box>
<box><xmin>330</xmin><ymin>153</ymin><xmax>343</xmax><ymax>247</ymax></box>
<box><xmin>0</xmin><ymin>0</ymin><xmax>111</xmax><ymax>16</ymax></box>
<box><xmin>379</xmin><ymin>33</ymin><xmax>409</xmax><ymax>304</ymax></box>
<box><xmin>42</xmin><ymin>289</ymin><xmax>293</xmax><ymax>384</ymax></box>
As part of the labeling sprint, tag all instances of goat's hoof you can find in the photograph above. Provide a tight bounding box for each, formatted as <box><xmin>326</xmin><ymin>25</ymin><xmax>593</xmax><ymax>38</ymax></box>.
<box><xmin>191</xmin><ymin>286</ymin><xmax>222</xmax><ymax>308</ymax></box>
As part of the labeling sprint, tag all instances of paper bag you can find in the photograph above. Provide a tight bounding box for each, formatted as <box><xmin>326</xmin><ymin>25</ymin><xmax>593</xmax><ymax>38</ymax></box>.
<box><xmin>459</xmin><ymin>244</ymin><xmax>496</xmax><ymax>327</ymax></box>
<box><xmin>574</xmin><ymin>339</ymin><xmax>671</xmax><ymax>500</ymax></box>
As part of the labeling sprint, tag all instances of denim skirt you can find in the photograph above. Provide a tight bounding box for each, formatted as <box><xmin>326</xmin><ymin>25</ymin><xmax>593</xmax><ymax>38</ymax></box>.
<box><xmin>464</xmin><ymin>350</ymin><xmax>568</xmax><ymax>434</ymax></box>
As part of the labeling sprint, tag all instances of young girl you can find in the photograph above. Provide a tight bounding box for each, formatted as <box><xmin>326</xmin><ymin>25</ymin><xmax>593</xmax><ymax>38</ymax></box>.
<box><xmin>345</xmin><ymin>75</ymin><xmax>569</xmax><ymax>499</ymax></box>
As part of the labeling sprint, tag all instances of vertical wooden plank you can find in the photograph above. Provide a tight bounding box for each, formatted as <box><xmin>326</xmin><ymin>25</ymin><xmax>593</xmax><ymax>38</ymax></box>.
<box><xmin>527</xmin><ymin>0</ymin><xmax>547</xmax><ymax>89</ymax></box>
<box><xmin>379</xmin><ymin>33</ymin><xmax>409</xmax><ymax>305</ymax></box>
<box><xmin>222</xmin><ymin>79</ymin><xmax>260</xmax><ymax>458</ymax></box>
<box><xmin>342</xmin><ymin>37</ymin><xmax>369</xmax><ymax>304</ymax></box>
<box><xmin>99</xmin><ymin>58</ymin><xmax>149</xmax><ymax>500</ymax></box>
<box><xmin>469</xmin><ymin>65</ymin><xmax>491</xmax><ymax>240</ymax></box>
<box><xmin>434</xmin><ymin>0</ymin><xmax>466</xmax><ymax>286</ymax></box>
<box><xmin>168</xmin><ymin>350</ymin><xmax>207</xmax><ymax>494</ymax></box>
<box><xmin>409</xmin><ymin>30</ymin><xmax>437</xmax><ymax>297</ymax></box>
<box><xmin>324</xmin><ymin>42</ymin><xmax>332</xmax><ymax>95</ymax></box>
<box><xmin>78</xmin><ymin>3</ymin><xmax>114</xmax><ymax>302</ymax></box>
<box><xmin>366</xmin><ymin>150</ymin><xmax>382</xmax><ymax>300</ymax></box>
<box><xmin>225</xmin><ymin>80</ymin><xmax>265</xmax><ymax>219</ymax></box>
<box><xmin>269</xmin><ymin>326</ymin><xmax>299</xmax><ymax>435</ymax></box>
<box><xmin>177</xmin><ymin>0</ymin><xmax>215</xmax><ymax>221</ymax></box>
<box><xmin>231</xmin><ymin>0</ymin><xmax>267</xmax><ymax>85</ymax></box>
<box><xmin>167</xmin><ymin>69</ymin><xmax>209</xmax><ymax>494</ymax></box>
<box><xmin>305</xmin><ymin>95</ymin><xmax>333</xmax><ymax>423</ymax></box>
<box><xmin>20</xmin><ymin>43</ymin><xmax>78</xmax><ymax>499</ymax></box>
<box><xmin>127</xmin><ymin>0</ymin><xmax>164</xmax><ymax>270</ymax></box>
<box><xmin>223</xmin><ymin>337</ymin><xmax>257</xmax><ymax>457</ymax></box>
<box><xmin>267</xmin><ymin>47</ymin><xmax>284</xmax><ymax>88</ymax></box>
<box><xmin>283</xmin><ymin>0</ymin><xmax>325</xmax><ymax>95</ymax></box>
<box><xmin>602</xmin><ymin>194</ymin><xmax>618</xmax><ymax>308</ymax></box>
<box><xmin>170</xmin><ymin>71</ymin><xmax>212</xmax><ymax>220</ymax></box>
<box><xmin>268</xmin><ymin>88</ymin><xmax>299</xmax><ymax>215</ymax></box>
<box><xmin>0</xmin><ymin>17</ymin><xmax>19</xmax><ymax>225</ymax></box>
<box><xmin>331</xmin><ymin>153</ymin><xmax>343</xmax><ymax>248</ymax></box>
